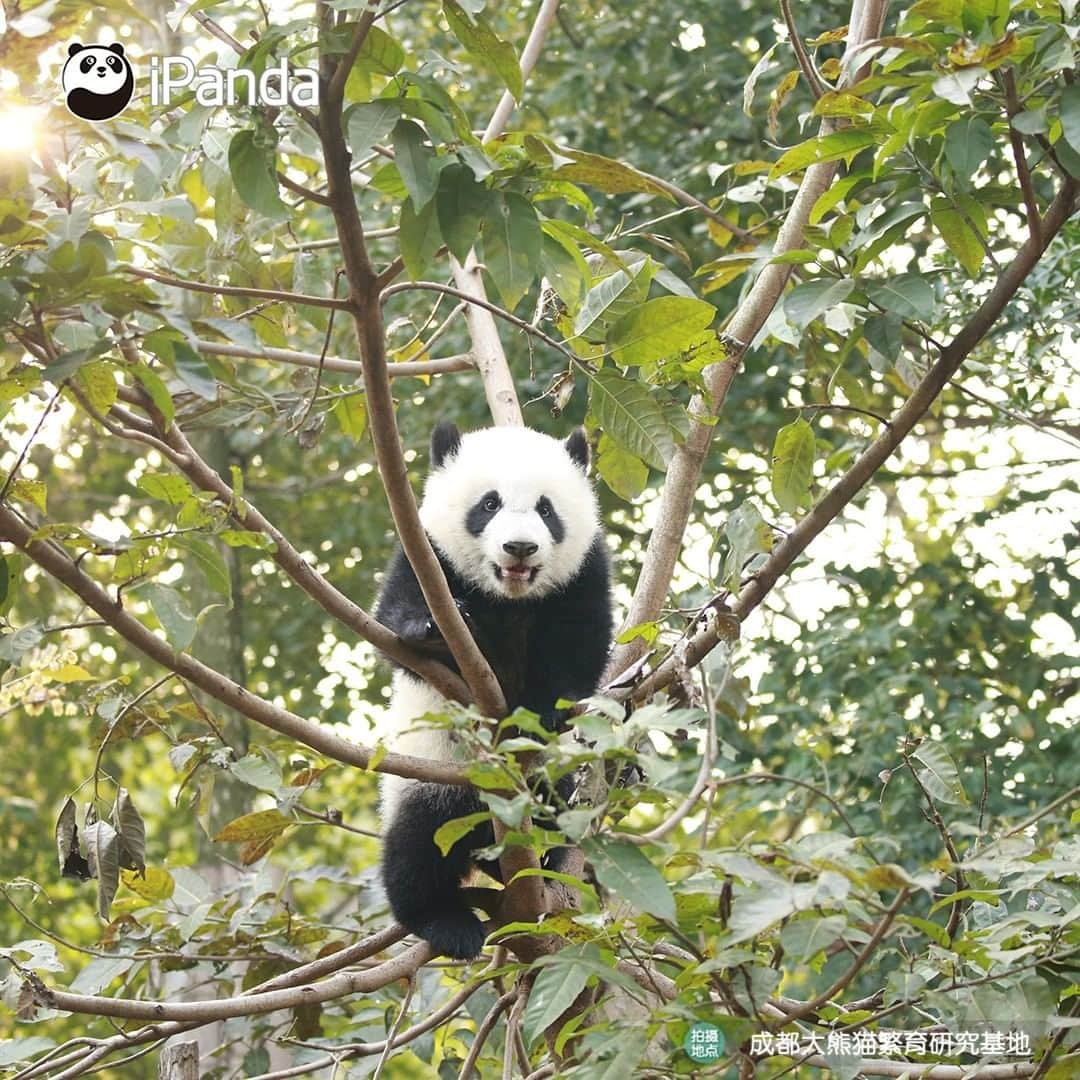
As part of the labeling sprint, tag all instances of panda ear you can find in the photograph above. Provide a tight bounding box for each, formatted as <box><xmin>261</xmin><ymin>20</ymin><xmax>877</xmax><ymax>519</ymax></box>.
<box><xmin>68</xmin><ymin>42</ymin><xmax>85</xmax><ymax>57</ymax></box>
<box><xmin>431</xmin><ymin>421</ymin><xmax>462</xmax><ymax>469</ymax></box>
<box><xmin>108</xmin><ymin>43</ymin><xmax>125</xmax><ymax>56</ymax></box>
<box><xmin>564</xmin><ymin>427</ymin><xmax>590</xmax><ymax>472</ymax></box>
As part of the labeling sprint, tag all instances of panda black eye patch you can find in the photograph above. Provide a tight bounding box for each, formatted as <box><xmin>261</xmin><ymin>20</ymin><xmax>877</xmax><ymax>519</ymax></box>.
<box><xmin>81</xmin><ymin>56</ymin><xmax>95</xmax><ymax>72</ymax></box>
<box><xmin>536</xmin><ymin>497</ymin><xmax>565</xmax><ymax>542</ymax></box>
<box><xmin>466</xmin><ymin>491</ymin><xmax>501</xmax><ymax>536</ymax></box>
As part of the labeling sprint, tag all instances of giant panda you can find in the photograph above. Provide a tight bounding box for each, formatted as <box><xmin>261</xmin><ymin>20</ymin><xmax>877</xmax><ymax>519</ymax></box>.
<box><xmin>373</xmin><ymin>422</ymin><xmax>612</xmax><ymax>959</ymax></box>
<box><xmin>61</xmin><ymin>43</ymin><xmax>134</xmax><ymax>122</ymax></box>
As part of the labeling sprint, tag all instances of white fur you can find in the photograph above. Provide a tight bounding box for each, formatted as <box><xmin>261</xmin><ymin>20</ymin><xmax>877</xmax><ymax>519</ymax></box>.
<box><xmin>381</xmin><ymin>427</ymin><xmax>600</xmax><ymax>822</ymax></box>
<box><xmin>377</xmin><ymin>671</ymin><xmax>457</xmax><ymax>824</ymax></box>
<box><xmin>62</xmin><ymin>47</ymin><xmax>130</xmax><ymax>97</ymax></box>
<box><xmin>420</xmin><ymin>426</ymin><xmax>598</xmax><ymax>600</ymax></box>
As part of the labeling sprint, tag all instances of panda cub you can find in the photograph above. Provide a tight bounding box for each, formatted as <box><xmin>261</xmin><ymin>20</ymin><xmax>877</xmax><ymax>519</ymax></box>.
<box><xmin>374</xmin><ymin>422</ymin><xmax>612</xmax><ymax>959</ymax></box>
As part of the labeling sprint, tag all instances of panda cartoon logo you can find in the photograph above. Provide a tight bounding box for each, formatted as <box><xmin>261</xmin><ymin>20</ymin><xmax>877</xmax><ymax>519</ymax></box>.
<box><xmin>61</xmin><ymin>43</ymin><xmax>134</xmax><ymax>122</ymax></box>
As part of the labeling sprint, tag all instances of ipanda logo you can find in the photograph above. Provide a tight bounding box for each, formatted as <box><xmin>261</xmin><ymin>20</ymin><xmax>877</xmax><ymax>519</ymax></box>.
<box><xmin>62</xmin><ymin>43</ymin><xmax>135</xmax><ymax>122</ymax></box>
<box><xmin>61</xmin><ymin>41</ymin><xmax>319</xmax><ymax>121</ymax></box>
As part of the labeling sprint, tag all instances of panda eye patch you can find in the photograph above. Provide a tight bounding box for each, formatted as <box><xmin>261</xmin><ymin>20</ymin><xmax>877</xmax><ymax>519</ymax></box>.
<box><xmin>466</xmin><ymin>491</ymin><xmax>502</xmax><ymax>536</ymax></box>
<box><xmin>108</xmin><ymin>56</ymin><xmax>122</xmax><ymax>70</ymax></box>
<box><xmin>81</xmin><ymin>56</ymin><xmax>95</xmax><ymax>73</ymax></box>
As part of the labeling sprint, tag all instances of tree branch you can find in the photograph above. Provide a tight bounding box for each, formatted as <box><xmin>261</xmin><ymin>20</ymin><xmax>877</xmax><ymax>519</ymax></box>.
<box><xmin>1002</xmin><ymin>69</ymin><xmax>1042</xmax><ymax>247</ymax></box>
<box><xmin>190</xmin><ymin>338</ymin><xmax>474</xmax><ymax>379</ymax></box>
<box><xmin>122</xmin><ymin>267</ymin><xmax>350</xmax><ymax>311</ymax></box>
<box><xmin>608</xmin><ymin>0</ymin><xmax>891</xmax><ymax>676</ymax></box>
<box><xmin>317</xmin><ymin>31</ymin><xmax>506</xmax><ymax>716</ymax></box>
<box><xmin>623</xmin><ymin>175</ymin><xmax>1077</xmax><ymax>700</ymax></box>
<box><xmin>780</xmin><ymin>0</ymin><xmax>828</xmax><ymax>100</ymax></box>
<box><xmin>0</xmin><ymin>505</ymin><xmax>472</xmax><ymax>786</ymax></box>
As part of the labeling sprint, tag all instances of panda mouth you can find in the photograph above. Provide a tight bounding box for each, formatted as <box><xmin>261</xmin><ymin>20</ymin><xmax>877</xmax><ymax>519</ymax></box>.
<box><xmin>494</xmin><ymin>562</ymin><xmax>540</xmax><ymax>584</ymax></box>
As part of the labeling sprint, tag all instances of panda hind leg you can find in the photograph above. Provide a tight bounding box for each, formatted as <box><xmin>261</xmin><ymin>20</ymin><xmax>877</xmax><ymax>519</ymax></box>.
<box><xmin>382</xmin><ymin>783</ymin><xmax>493</xmax><ymax>960</ymax></box>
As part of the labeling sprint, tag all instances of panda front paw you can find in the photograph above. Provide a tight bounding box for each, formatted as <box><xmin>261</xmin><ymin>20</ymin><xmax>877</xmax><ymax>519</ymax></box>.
<box><xmin>423</xmin><ymin>598</ymin><xmax>473</xmax><ymax>639</ymax></box>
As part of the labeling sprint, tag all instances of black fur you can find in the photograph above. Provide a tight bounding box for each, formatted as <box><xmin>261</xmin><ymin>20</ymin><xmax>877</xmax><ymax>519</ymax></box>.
<box><xmin>465</xmin><ymin>491</ymin><xmax>501</xmax><ymax>536</ymax></box>
<box><xmin>564</xmin><ymin>428</ymin><xmax>589</xmax><ymax>471</ymax></box>
<box><xmin>375</xmin><ymin>534</ymin><xmax>612</xmax><ymax>959</ymax></box>
<box><xmin>431</xmin><ymin>421</ymin><xmax>462</xmax><ymax>468</ymax></box>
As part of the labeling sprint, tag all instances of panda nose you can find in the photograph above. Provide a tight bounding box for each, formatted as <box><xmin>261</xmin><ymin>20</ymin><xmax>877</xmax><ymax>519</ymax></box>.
<box><xmin>96</xmin><ymin>66</ymin><xmax>106</xmax><ymax>75</ymax></box>
<box><xmin>503</xmin><ymin>541</ymin><xmax>538</xmax><ymax>559</ymax></box>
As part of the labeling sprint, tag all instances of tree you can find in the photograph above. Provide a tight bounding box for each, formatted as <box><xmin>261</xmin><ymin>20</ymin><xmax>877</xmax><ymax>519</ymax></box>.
<box><xmin>0</xmin><ymin>0</ymin><xmax>1078</xmax><ymax>1076</ymax></box>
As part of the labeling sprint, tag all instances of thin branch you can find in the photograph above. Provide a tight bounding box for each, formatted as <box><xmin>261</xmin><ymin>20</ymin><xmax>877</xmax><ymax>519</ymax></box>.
<box><xmin>459</xmin><ymin>989</ymin><xmax>518</xmax><ymax>1080</ymax></box>
<box><xmin>1002</xmin><ymin>69</ymin><xmax>1042</xmax><ymax>247</ymax></box>
<box><xmin>191</xmin><ymin>337</ymin><xmax>474</xmax><ymax>379</ymax></box>
<box><xmin>608</xmin><ymin>0</ymin><xmax>891</xmax><ymax>676</ymax></box>
<box><xmin>286</xmin><ymin>269</ymin><xmax>343</xmax><ymax>434</ymax></box>
<box><xmin>0</xmin><ymin>505</ymin><xmax>471</xmax><ymax>786</ymax></box>
<box><xmin>381</xmin><ymin>281</ymin><xmax>578</xmax><ymax>366</ymax></box>
<box><xmin>768</xmin><ymin>888</ymin><xmax>910</xmax><ymax>1027</ymax></box>
<box><xmin>0</xmin><ymin>384</ymin><xmax>64</xmax><ymax>504</ymax></box>
<box><xmin>276</xmin><ymin>171</ymin><xmax>331</xmax><ymax>206</ymax></box>
<box><xmin>780</xmin><ymin>0</ymin><xmax>828</xmax><ymax>99</ymax></box>
<box><xmin>623</xmin><ymin>175</ymin><xmax>1077</xmax><ymax>701</ymax></box>
<box><xmin>122</xmin><ymin>266</ymin><xmax>350</xmax><ymax>311</ymax></box>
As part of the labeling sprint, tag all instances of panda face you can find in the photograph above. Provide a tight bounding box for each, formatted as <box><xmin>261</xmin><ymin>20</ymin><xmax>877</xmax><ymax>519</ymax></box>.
<box><xmin>420</xmin><ymin>424</ymin><xmax>598</xmax><ymax>600</ymax></box>
<box><xmin>62</xmin><ymin>43</ymin><xmax>134</xmax><ymax>121</ymax></box>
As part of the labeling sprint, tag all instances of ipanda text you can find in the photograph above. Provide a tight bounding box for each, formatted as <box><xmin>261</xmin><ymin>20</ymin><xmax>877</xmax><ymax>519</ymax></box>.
<box><xmin>148</xmin><ymin>56</ymin><xmax>318</xmax><ymax>107</ymax></box>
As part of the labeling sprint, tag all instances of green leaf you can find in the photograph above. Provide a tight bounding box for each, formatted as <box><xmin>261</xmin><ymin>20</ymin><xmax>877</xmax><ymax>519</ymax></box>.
<box><xmin>392</xmin><ymin>119</ymin><xmax>438</xmax><ymax>210</ymax></box>
<box><xmin>783</xmin><ymin>278</ymin><xmax>854</xmax><ymax>329</ymax></box>
<box><xmin>398</xmin><ymin>197</ymin><xmax>442</xmax><ymax>281</ymax></box>
<box><xmin>582</xmin><ymin>837</ymin><xmax>676</xmax><ymax>920</ymax></box>
<box><xmin>176</xmin><ymin>536</ymin><xmax>231</xmax><ymax>600</ymax></box>
<box><xmin>139</xmin><ymin>583</ymin><xmax>197</xmax><ymax>652</ymax></box>
<box><xmin>587</xmin><ymin>370</ymin><xmax>677</xmax><ymax>471</ymax></box>
<box><xmin>345</xmin><ymin>100</ymin><xmax>400</xmax><ymax>160</ymax></box>
<box><xmin>912</xmin><ymin>740</ymin><xmax>968</xmax><ymax>805</ymax></box>
<box><xmin>443</xmin><ymin>0</ymin><xmax>523</xmax><ymax>100</ymax></box>
<box><xmin>521</xmin><ymin>955</ymin><xmax>590</xmax><ymax>1046</ymax></box>
<box><xmin>770</xmin><ymin>130</ymin><xmax>877</xmax><ymax>178</ymax></box>
<box><xmin>332</xmin><ymin>394</ymin><xmax>368</xmax><ymax>443</ymax></box>
<box><xmin>130</xmin><ymin>362</ymin><xmax>174</xmax><ymax>426</ymax></box>
<box><xmin>171</xmin><ymin>342</ymin><xmax>218</xmax><ymax>401</ymax></box>
<box><xmin>943</xmin><ymin>116</ymin><xmax>995</xmax><ymax>180</ymax></box>
<box><xmin>595</xmin><ymin>434</ymin><xmax>649</xmax><ymax>501</ymax></box>
<box><xmin>1059</xmin><ymin>83</ymin><xmax>1080</xmax><ymax>154</ymax></box>
<box><xmin>435</xmin><ymin>163</ymin><xmax>490</xmax><ymax>262</ymax></box>
<box><xmin>863</xmin><ymin>313</ymin><xmax>903</xmax><ymax>366</ymax></box>
<box><xmin>0</xmin><ymin>555</ymin><xmax>8</xmax><ymax>609</ymax></box>
<box><xmin>572</xmin><ymin>260</ymin><xmax>655</xmax><ymax>344</ymax></box>
<box><xmin>930</xmin><ymin>199</ymin><xmax>985</xmax><ymax>276</ymax></box>
<box><xmin>227</xmin><ymin>129</ymin><xmax>287</xmax><ymax>221</ymax></box>
<box><xmin>355</xmin><ymin>25</ymin><xmax>404</xmax><ymax>78</ymax></box>
<box><xmin>867</xmin><ymin>274</ymin><xmax>935</xmax><ymax>322</ymax></box>
<box><xmin>76</xmin><ymin>361</ymin><xmax>118</xmax><ymax>414</ymax></box>
<box><xmin>771</xmin><ymin>418</ymin><xmax>815</xmax><ymax>513</ymax></box>
<box><xmin>780</xmin><ymin>914</ymin><xmax>846</xmax><ymax>960</ymax></box>
<box><xmin>11</xmin><ymin>479</ymin><xmax>46</xmax><ymax>514</ymax></box>
<box><xmin>137</xmin><ymin>473</ymin><xmax>193</xmax><ymax>506</ymax></box>
<box><xmin>607</xmin><ymin>296</ymin><xmax>716</xmax><ymax>368</ymax></box>
<box><xmin>722</xmin><ymin>500</ymin><xmax>773</xmax><ymax>590</ymax></box>
<box><xmin>433</xmin><ymin>811</ymin><xmax>490</xmax><ymax>856</ymax></box>
<box><xmin>550</xmin><ymin>147</ymin><xmax>673</xmax><ymax>199</ymax></box>
<box><xmin>481</xmin><ymin>191</ymin><xmax>541</xmax><ymax>310</ymax></box>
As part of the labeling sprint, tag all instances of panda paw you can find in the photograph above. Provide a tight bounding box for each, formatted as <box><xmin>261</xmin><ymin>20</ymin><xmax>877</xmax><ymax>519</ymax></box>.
<box><xmin>418</xmin><ymin>908</ymin><xmax>487</xmax><ymax>960</ymax></box>
<box><xmin>422</xmin><ymin>598</ymin><xmax>473</xmax><ymax>640</ymax></box>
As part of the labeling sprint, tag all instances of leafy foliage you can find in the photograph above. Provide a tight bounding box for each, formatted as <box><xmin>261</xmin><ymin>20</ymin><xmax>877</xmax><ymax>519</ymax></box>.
<box><xmin>0</xmin><ymin>0</ymin><xmax>1077</xmax><ymax>1077</ymax></box>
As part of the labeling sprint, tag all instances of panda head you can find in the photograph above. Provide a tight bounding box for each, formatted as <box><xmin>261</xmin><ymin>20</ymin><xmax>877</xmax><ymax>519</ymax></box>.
<box><xmin>62</xmin><ymin>43</ymin><xmax>134</xmax><ymax>122</ymax></box>
<box><xmin>420</xmin><ymin>423</ymin><xmax>598</xmax><ymax>600</ymax></box>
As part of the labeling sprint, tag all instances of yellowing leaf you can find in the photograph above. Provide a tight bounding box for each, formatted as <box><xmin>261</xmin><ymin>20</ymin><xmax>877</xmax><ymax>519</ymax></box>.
<box><xmin>121</xmin><ymin>866</ymin><xmax>175</xmax><ymax>901</ymax></box>
<box><xmin>76</xmin><ymin>362</ymin><xmax>118</xmax><ymax>415</ymax></box>
<box><xmin>12</xmin><ymin>479</ymin><xmax>46</xmax><ymax>513</ymax></box>
<box><xmin>46</xmin><ymin>663</ymin><xmax>94</xmax><ymax>683</ymax></box>
<box><xmin>214</xmin><ymin>809</ymin><xmax>293</xmax><ymax>843</ymax></box>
